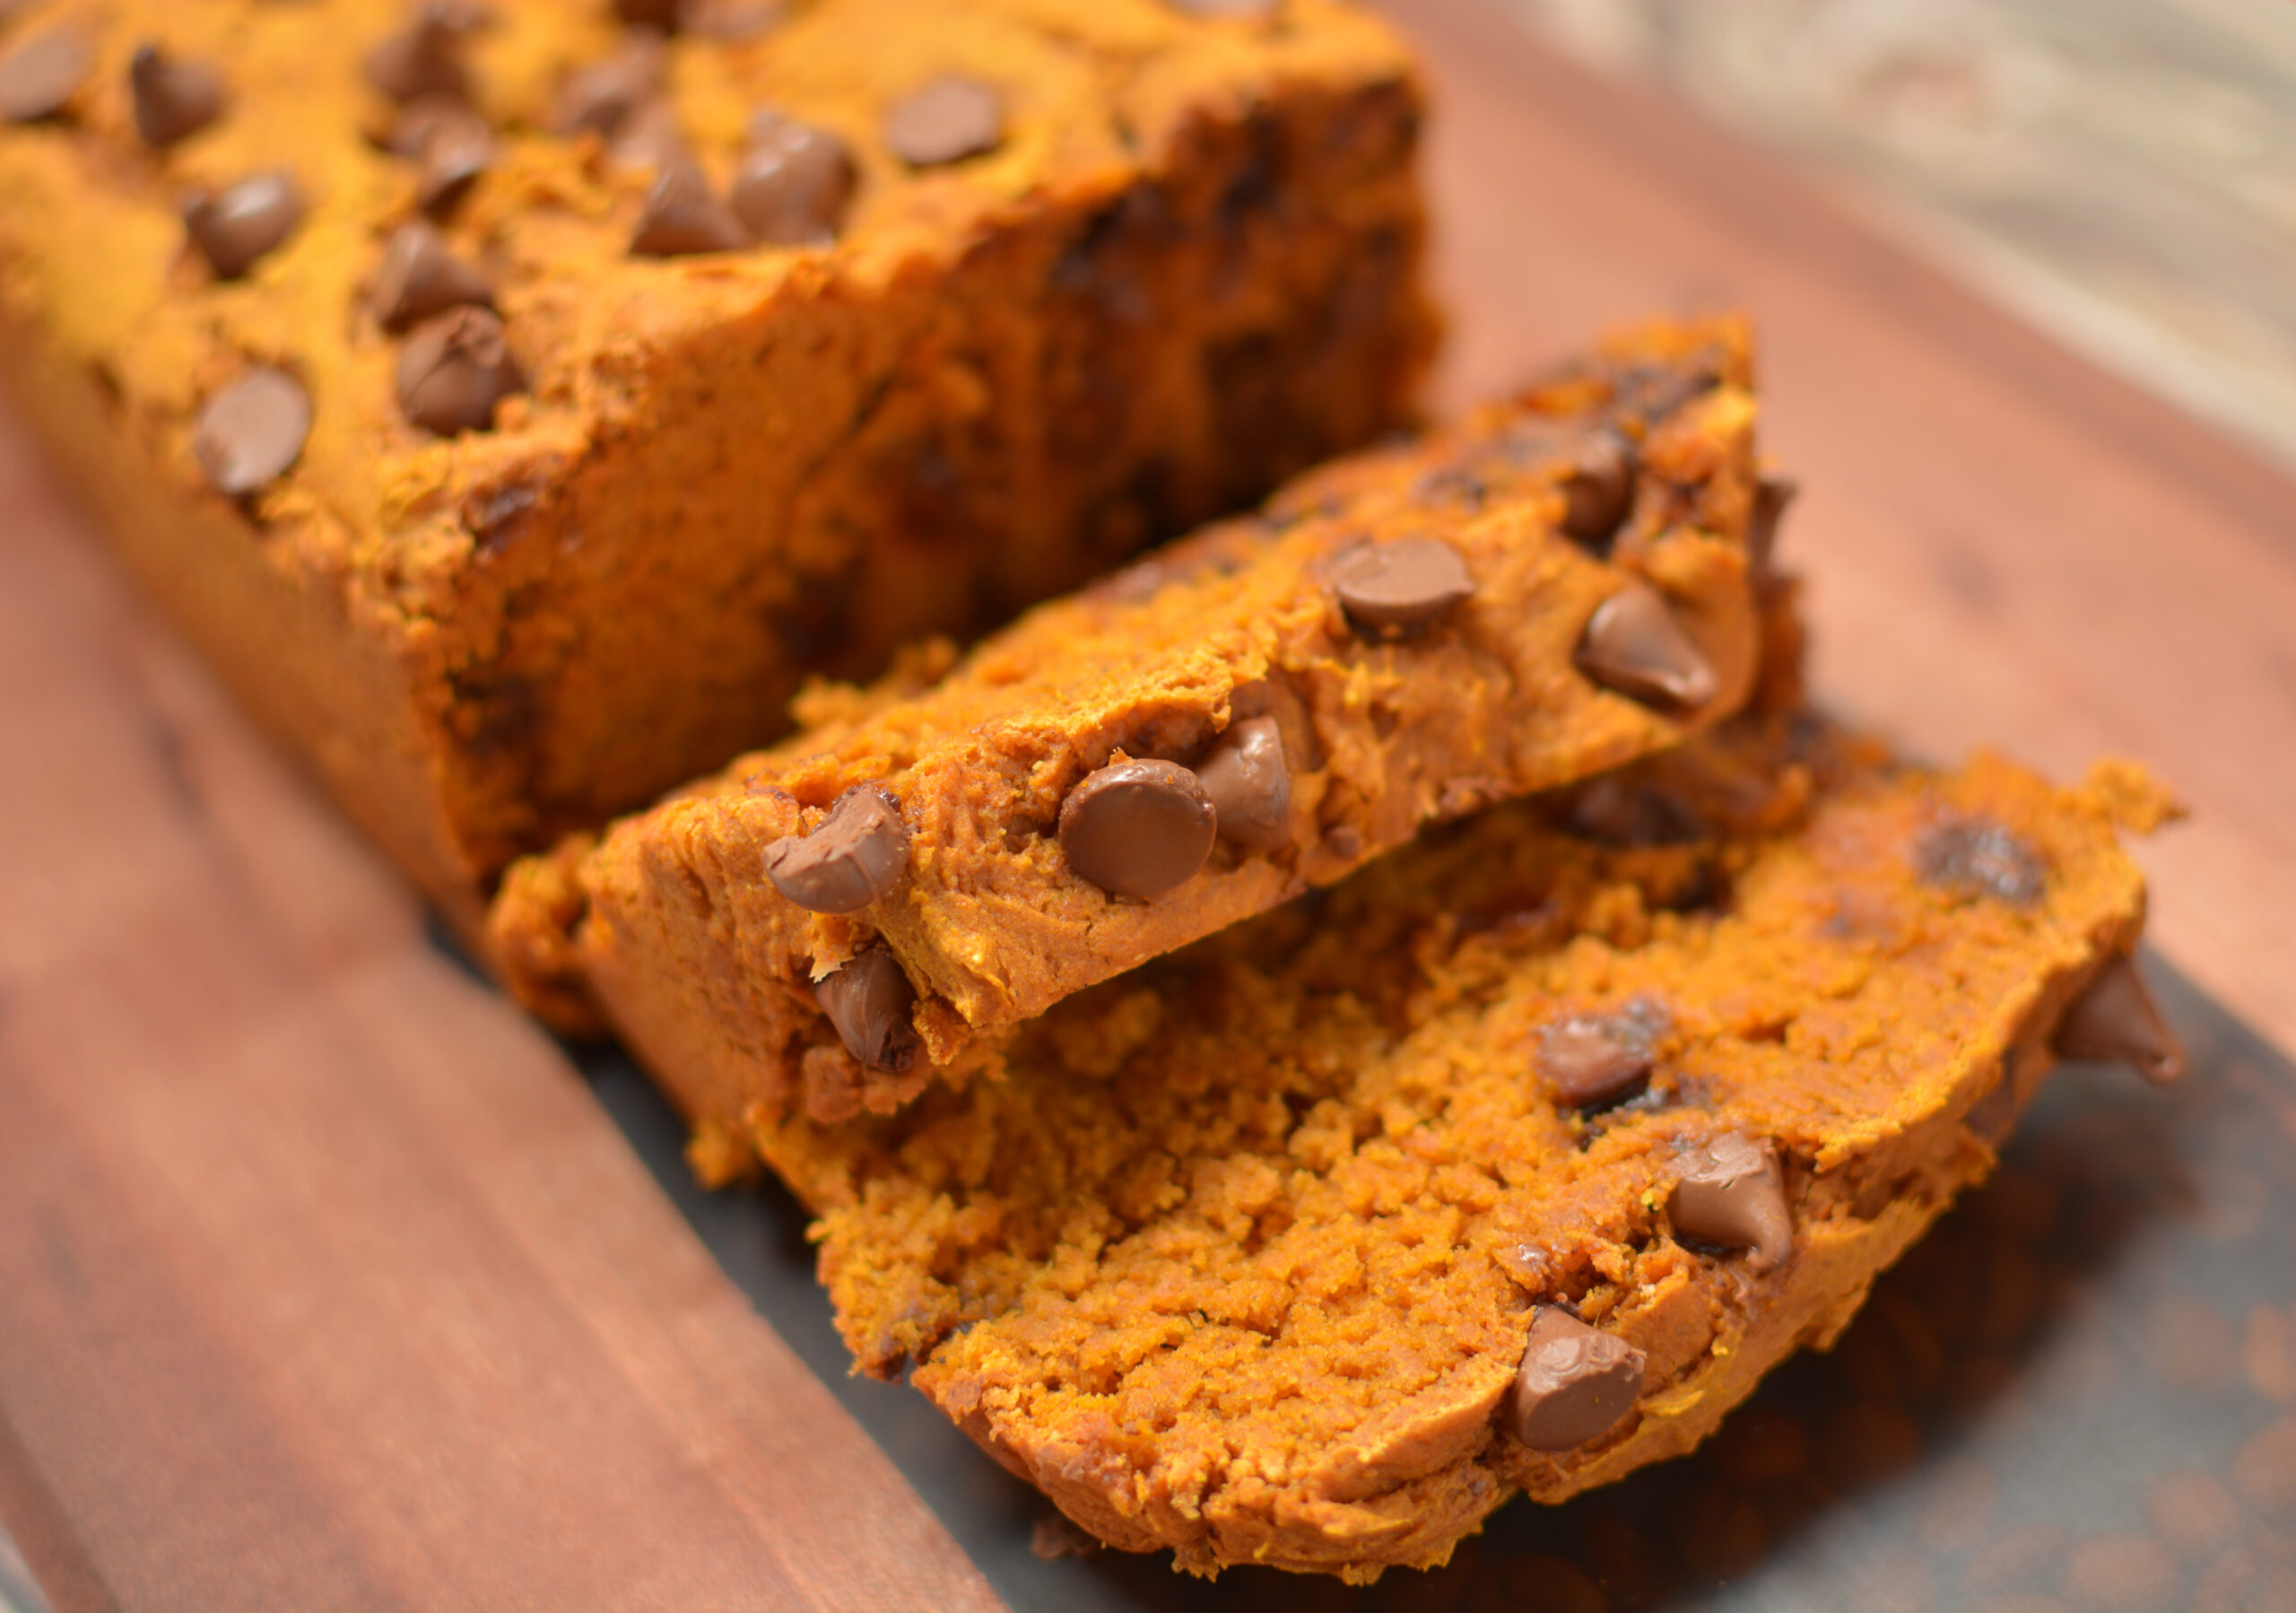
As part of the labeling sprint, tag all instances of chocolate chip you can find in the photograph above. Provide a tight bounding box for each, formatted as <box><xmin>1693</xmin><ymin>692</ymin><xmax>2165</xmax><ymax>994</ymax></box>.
<box><xmin>2056</xmin><ymin>955</ymin><xmax>2187</xmax><ymax>1086</ymax></box>
<box><xmin>631</xmin><ymin>160</ymin><xmax>746</xmax><ymax>257</ymax></box>
<box><xmin>363</xmin><ymin>5</ymin><xmax>474</xmax><ymax>105</ymax></box>
<box><xmin>395</xmin><ymin>308</ymin><xmax>523</xmax><ymax>436</ymax></box>
<box><xmin>764</xmin><ymin>788</ymin><xmax>909</xmax><ymax>914</ymax></box>
<box><xmin>1575</xmin><ymin>579</ymin><xmax>1718</xmax><ymax>709</ymax></box>
<box><xmin>612</xmin><ymin>0</ymin><xmax>683</xmax><ymax>25</ymax></box>
<box><xmin>1748</xmin><ymin>475</ymin><xmax>1797</xmax><ymax>576</ymax></box>
<box><xmin>0</xmin><ymin>29</ymin><xmax>91</xmax><ymax>123</ymax></box>
<box><xmin>883</xmin><ymin>74</ymin><xmax>1004</xmax><ymax>168</ymax></box>
<box><xmin>383</xmin><ymin>92</ymin><xmax>474</xmax><ymax>155</ymax></box>
<box><xmin>191</xmin><ymin>368</ymin><xmax>310</xmax><ymax>498</ymax></box>
<box><xmin>1195</xmin><ymin>716</ymin><xmax>1291</xmax><ymax>853</ymax></box>
<box><xmin>1327</xmin><ymin>537</ymin><xmax>1476</xmax><ymax>637</ymax></box>
<box><xmin>370</xmin><ymin>222</ymin><xmax>493</xmax><ymax>333</ymax></box>
<box><xmin>1058</xmin><ymin>759</ymin><xmax>1216</xmax><ymax>898</ymax></box>
<box><xmin>182</xmin><ymin>172</ymin><xmax>305</xmax><ymax>280</ymax></box>
<box><xmin>128</xmin><ymin>45</ymin><xmax>225</xmax><ymax>147</ymax></box>
<box><xmin>731</xmin><ymin>112</ymin><xmax>857</xmax><ymax>245</ymax></box>
<box><xmin>682</xmin><ymin>0</ymin><xmax>782</xmax><ymax>39</ymax></box>
<box><xmin>1672</xmin><ymin>1133</ymin><xmax>1793</xmax><ymax>1273</ymax></box>
<box><xmin>605</xmin><ymin>99</ymin><xmax>689</xmax><ymax>173</ymax></box>
<box><xmin>1916</xmin><ymin>815</ymin><xmax>2048</xmax><ymax>906</ymax></box>
<box><xmin>1509</xmin><ymin>1306</ymin><xmax>1647</xmax><ymax>1452</ymax></box>
<box><xmin>1539</xmin><ymin>1003</ymin><xmax>1665</xmax><ymax>1109</ymax></box>
<box><xmin>1559</xmin><ymin>429</ymin><xmax>1635</xmax><ymax>548</ymax></box>
<box><xmin>553</xmin><ymin>33</ymin><xmax>664</xmax><ymax>139</ymax></box>
<box><xmin>813</xmin><ymin>948</ymin><xmax>919</xmax><ymax>1073</ymax></box>
<box><xmin>413</xmin><ymin>105</ymin><xmax>491</xmax><ymax>217</ymax></box>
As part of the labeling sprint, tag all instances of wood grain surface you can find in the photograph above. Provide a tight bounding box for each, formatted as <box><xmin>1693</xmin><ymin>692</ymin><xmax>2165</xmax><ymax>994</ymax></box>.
<box><xmin>1</xmin><ymin>3</ymin><xmax>2292</xmax><ymax>1609</ymax></box>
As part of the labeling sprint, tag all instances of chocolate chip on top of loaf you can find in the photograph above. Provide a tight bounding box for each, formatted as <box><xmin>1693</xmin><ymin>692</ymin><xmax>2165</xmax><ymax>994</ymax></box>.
<box><xmin>491</xmin><ymin>317</ymin><xmax>1772</xmax><ymax>1125</ymax></box>
<box><xmin>744</xmin><ymin>716</ymin><xmax>2177</xmax><ymax>1578</ymax></box>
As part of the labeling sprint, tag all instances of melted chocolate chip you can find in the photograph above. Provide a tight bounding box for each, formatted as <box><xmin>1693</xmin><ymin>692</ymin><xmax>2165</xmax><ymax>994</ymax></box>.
<box><xmin>370</xmin><ymin>222</ymin><xmax>493</xmax><ymax>333</ymax></box>
<box><xmin>613</xmin><ymin>0</ymin><xmax>683</xmax><ymax>25</ymax></box>
<box><xmin>1559</xmin><ymin>428</ymin><xmax>1635</xmax><ymax>549</ymax></box>
<box><xmin>395</xmin><ymin>307</ymin><xmax>524</xmax><ymax>435</ymax></box>
<box><xmin>182</xmin><ymin>172</ymin><xmax>305</xmax><ymax>280</ymax></box>
<box><xmin>731</xmin><ymin>112</ymin><xmax>857</xmax><ymax>245</ymax></box>
<box><xmin>191</xmin><ymin>368</ymin><xmax>310</xmax><ymax>498</ymax></box>
<box><xmin>631</xmin><ymin>160</ymin><xmax>746</xmax><ymax>257</ymax></box>
<box><xmin>128</xmin><ymin>44</ymin><xmax>225</xmax><ymax>147</ymax></box>
<box><xmin>1509</xmin><ymin>1307</ymin><xmax>1647</xmax><ymax>1452</ymax></box>
<box><xmin>0</xmin><ymin>28</ymin><xmax>91</xmax><ymax>123</ymax></box>
<box><xmin>764</xmin><ymin>789</ymin><xmax>909</xmax><ymax>914</ymax></box>
<box><xmin>1575</xmin><ymin>579</ymin><xmax>1718</xmax><ymax>710</ymax></box>
<box><xmin>883</xmin><ymin>74</ymin><xmax>1004</xmax><ymax>168</ymax></box>
<box><xmin>1195</xmin><ymin>716</ymin><xmax>1291</xmax><ymax>853</ymax></box>
<box><xmin>813</xmin><ymin>948</ymin><xmax>920</xmax><ymax>1073</ymax></box>
<box><xmin>1327</xmin><ymin>537</ymin><xmax>1476</xmax><ymax>637</ymax></box>
<box><xmin>1672</xmin><ymin>1133</ymin><xmax>1793</xmax><ymax>1273</ymax></box>
<box><xmin>1915</xmin><ymin>815</ymin><xmax>2048</xmax><ymax>906</ymax></box>
<box><xmin>363</xmin><ymin>5</ymin><xmax>474</xmax><ymax>105</ymax></box>
<box><xmin>2056</xmin><ymin>954</ymin><xmax>2187</xmax><ymax>1086</ymax></box>
<box><xmin>1058</xmin><ymin>759</ymin><xmax>1217</xmax><ymax>899</ymax></box>
<box><xmin>1539</xmin><ymin>1000</ymin><xmax>1667</xmax><ymax>1109</ymax></box>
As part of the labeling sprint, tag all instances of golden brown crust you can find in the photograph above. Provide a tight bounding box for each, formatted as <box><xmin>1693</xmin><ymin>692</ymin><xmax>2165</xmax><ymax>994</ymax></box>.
<box><xmin>749</xmin><ymin>718</ymin><xmax>2161</xmax><ymax>1578</ymax></box>
<box><xmin>0</xmin><ymin>0</ymin><xmax>1436</xmax><ymax>916</ymax></box>
<box><xmin>499</xmin><ymin>317</ymin><xmax>1769</xmax><ymax>1122</ymax></box>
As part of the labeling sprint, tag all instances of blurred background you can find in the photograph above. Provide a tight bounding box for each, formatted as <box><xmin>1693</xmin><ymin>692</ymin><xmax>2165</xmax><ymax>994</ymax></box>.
<box><xmin>1508</xmin><ymin>0</ymin><xmax>2296</xmax><ymax>473</ymax></box>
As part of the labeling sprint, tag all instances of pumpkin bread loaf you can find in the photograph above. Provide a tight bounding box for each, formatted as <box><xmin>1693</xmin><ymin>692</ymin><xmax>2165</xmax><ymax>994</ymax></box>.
<box><xmin>749</xmin><ymin>717</ymin><xmax>2183</xmax><ymax>1579</ymax></box>
<box><xmin>491</xmin><ymin>317</ymin><xmax>1776</xmax><ymax>1125</ymax></box>
<box><xmin>0</xmin><ymin>0</ymin><xmax>1436</xmax><ymax>929</ymax></box>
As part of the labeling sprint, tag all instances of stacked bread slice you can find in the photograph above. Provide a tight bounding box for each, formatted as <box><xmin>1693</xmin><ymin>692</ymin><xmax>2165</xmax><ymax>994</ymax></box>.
<box><xmin>491</xmin><ymin>317</ymin><xmax>2184</xmax><ymax>1579</ymax></box>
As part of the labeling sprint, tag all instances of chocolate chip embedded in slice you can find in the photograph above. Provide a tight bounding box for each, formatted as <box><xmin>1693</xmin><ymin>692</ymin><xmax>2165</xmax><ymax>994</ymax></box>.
<box><xmin>813</xmin><ymin>948</ymin><xmax>920</xmax><ymax>1073</ymax></box>
<box><xmin>883</xmin><ymin>74</ymin><xmax>1004</xmax><ymax>168</ymax></box>
<box><xmin>191</xmin><ymin>368</ymin><xmax>311</xmax><ymax>498</ymax></box>
<box><xmin>363</xmin><ymin>5</ymin><xmax>474</xmax><ymax>105</ymax></box>
<box><xmin>1558</xmin><ymin>428</ymin><xmax>1635</xmax><ymax>549</ymax></box>
<box><xmin>1509</xmin><ymin>1306</ymin><xmax>1647</xmax><ymax>1452</ymax></box>
<box><xmin>1575</xmin><ymin>578</ymin><xmax>1718</xmax><ymax>710</ymax></box>
<box><xmin>1195</xmin><ymin>716</ymin><xmax>1291</xmax><ymax>853</ymax></box>
<box><xmin>731</xmin><ymin>113</ymin><xmax>857</xmax><ymax>245</ymax></box>
<box><xmin>1916</xmin><ymin>814</ymin><xmax>2048</xmax><ymax>906</ymax></box>
<box><xmin>0</xmin><ymin>29</ymin><xmax>91</xmax><ymax>123</ymax></box>
<box><xmin>2056</xmin><ymin>954</ymin><xmax>2187</xmax><ymax>1086</ymax></box>
<box><xmin>396</xmin><ymin>307</ymin><xmax>524</xmax><ymax>436</ymax></box>
<box><xmin>1671</xmin><ymin>1133</ymin><xmax>1793</xmax><ymax>1274</ymax></box>
<box><xmin>1058</xmin><ymin>759</ymin><xmax>1217</xmax><ymax>899</ymax></box>
<box><xmin>613</xmin><ymin>0</ymin><xmax>684</xmax><ymax>27</ymax></box>
<box><xmin>631</xmin><ymin>161</ymin><xmax>747</xmax><ymax>257</ymax></box>
<box><xmin>370</xmin><ymin>221</ymin><xmax>493</xmax><ymax>333</ymax></box>
<box><xmin>764</xmin><ymin>788</ymin><xmax>910</xmax><ymax>914</ymax></box>
<box><xmin>128</xmin><ymin>44</ymin><xmax>226</xmax><ymax>147</ymax></box>
<box><xmin>1327</xmin><ymin>537</ymin><xmax>1476</xmax><ymax>637</ymax></box>
<box><xmin>1537</xmin><ymin>1009</ymin><xmax>1657</xmax><ymax>1110</ymax></box>
<box><xmin>182</xmin><ymin>171</ymin><xmax>305</xmax><ymax>280</ymax></box>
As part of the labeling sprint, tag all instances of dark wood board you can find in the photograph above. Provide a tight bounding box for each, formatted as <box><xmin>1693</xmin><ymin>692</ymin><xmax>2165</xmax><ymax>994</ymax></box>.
<box><xmin>2</xmin><ymin>3</ymin><xmax>2293</xmax><ymax>1610</ymax></box>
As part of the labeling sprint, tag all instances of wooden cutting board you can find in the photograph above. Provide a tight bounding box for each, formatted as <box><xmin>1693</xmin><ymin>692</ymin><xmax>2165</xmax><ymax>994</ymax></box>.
<box><xmin>2</xmin><ymin>3</ymin><xmax>2292</xmax><ymax>1609</ymax></box>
